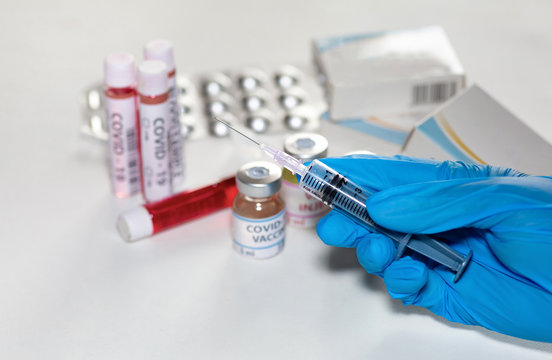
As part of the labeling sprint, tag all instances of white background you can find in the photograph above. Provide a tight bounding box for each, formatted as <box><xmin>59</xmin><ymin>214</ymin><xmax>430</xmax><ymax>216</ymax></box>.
<box><xmin>1</xmin><ymin>0</ymin><xmax>552</xmax><ymax>359</ymax></box>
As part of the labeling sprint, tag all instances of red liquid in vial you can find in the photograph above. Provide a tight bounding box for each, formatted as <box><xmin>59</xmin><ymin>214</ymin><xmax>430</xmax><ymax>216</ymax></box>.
<box><xmin>144</xmin><ymin>176</ymin><xmax>238</xmax><ymax>234</ymax></box>
<box><xmin>139</xmin><ymin>91</ymin><xmax>169</xmax><ymax>105</ymax></box>
<box><xmin>105</xmin><ymin>86</ymin><xmax>137</xmax><ymax>99</ymax></box>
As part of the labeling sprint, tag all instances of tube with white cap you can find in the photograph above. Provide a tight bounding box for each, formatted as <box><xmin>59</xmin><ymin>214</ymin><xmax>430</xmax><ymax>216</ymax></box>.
<box><xmin>117</xmin><ymin>176</ymin><xmax>238</xmax><ymax>242</ymax></box>
<box><xmin>138</xmin><ymin>60</ymin><xmax>172</xmax><ymax>203</ymax></box>
<box><xmin>144</xmin><ymin>39</ymin><xmax>185</xmax><ymax>189</ymax></box>
<box><xmin>103</xmin><ymin>52</ymin><xmax>141</xmax><ymax>198</ymax></box>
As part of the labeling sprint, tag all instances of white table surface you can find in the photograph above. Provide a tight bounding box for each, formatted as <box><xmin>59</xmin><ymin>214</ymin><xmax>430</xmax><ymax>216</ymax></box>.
<box><xmin>1</xmin><ymin>0</ymin><xmax>552</xmax><ymax>358</ymax></box>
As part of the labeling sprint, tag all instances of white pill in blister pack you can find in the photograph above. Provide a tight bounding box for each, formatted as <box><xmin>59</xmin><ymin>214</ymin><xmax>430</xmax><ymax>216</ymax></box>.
<box><xmin>81</xmin><ymin>64</ymin><xmax>326</xmax><ymax>142</ymax></box>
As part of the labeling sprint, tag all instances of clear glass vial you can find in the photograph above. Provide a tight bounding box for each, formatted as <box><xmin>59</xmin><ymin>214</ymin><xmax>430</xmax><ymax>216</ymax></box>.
<box><xmin>281</xmin><ymin>133</ymin><xmax>329</xmax><ymax>228</ymax></box>
<box><xmin>232</xmin><ymin>161</ymin><xmax>285</xmax><ymax>259</ymax></box>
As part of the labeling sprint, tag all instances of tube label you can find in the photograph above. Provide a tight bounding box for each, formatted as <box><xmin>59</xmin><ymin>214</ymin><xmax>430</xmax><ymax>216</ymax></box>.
<box><xmin>105</xmin><ymin>95</ymin><xmax>140</xmax><ymax>197</ymax></box>
<box><xmin>232</xmin><ymin>210</ymin><xmax>285</xmax><ymax>259</ymax></box>
<box><xmin>281</xmin><ymin>180</ymin><xmax>328</xmax><ymax>228</ymax></box>
<box><xmin>139</xmin><ymin>100</ymin><xmax>172</xmax><ymax>202</ymax></box>
<box><xmin>168</xmin><ymin>75</ymin><xmax>185</xmax><ymax>187</ymax></box>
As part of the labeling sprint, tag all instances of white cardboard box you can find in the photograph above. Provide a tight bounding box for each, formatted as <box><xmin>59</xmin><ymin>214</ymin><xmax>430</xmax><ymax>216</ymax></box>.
<box><xmin>402</xmin><ymin>85</ymin><xmax>552</xmax><ymax>176</ymax></box>
<box><xmin>313</xmin><ymin>26</ymin><xmax>466</xmax><ymax>144</ymax></box>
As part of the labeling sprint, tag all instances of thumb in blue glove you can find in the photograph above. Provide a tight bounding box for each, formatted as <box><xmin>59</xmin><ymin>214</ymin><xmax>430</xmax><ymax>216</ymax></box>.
<box><xmin>315</xmin><ymin>155</ymin><xmax>552</xmax><ymax>342</ymax></box>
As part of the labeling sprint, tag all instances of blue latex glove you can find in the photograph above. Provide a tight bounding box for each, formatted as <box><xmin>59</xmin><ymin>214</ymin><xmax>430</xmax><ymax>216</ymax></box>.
<box><xmin>314</xmin><ymin>155</ymin><xmax>552</xmax><ymax>342</ymax></box>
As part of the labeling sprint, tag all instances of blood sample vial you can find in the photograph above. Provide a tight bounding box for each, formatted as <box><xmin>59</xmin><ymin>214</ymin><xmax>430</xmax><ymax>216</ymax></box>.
<box><xmin>103</xmin><ymin>52</ymin><xmax>141</xmax><ymax>198</ymax></box>
<box><xmin>117</xmin><ymin>176</ymin><xmax>238</xmax><ymax>242</ymax></box>
<box><xmin>232</xmin><ymin>161</ymin><xmax>285</xmax><ymax>259</ymax></box>
<box><xmin>281</xmin><ymin>133</ymin><xmax>329</xmax><ymax>228</ymax></box>
<box><xmin>138</xmin><ymin>60</ymin><xmax>172</xmax><ymax>203</ymax></box>
<box><xmin>144</xmin><ymin>39</ymin><xmax>185</xmax><ymax>189</ymax></box>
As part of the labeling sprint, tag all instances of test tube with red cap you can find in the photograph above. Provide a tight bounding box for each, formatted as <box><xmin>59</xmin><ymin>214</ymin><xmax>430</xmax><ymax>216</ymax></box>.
<box><xmin>138</xmin><ymin>60</ymin><xmax>172</xmax><ymax>202</ymax></box>
<box><xmin>117</xmin><ymin>176</ymin><xmax>238</xmax><ymax>242</ymax></box>
<box><xmin>144</xmin><ymin>39</ymin><xmax>185</xmax><ymax>189</ymax></box>
<box><xmin>103</xmin><ymin>52</ymin><xmax>141</xmax><ymax>198</ymax></box>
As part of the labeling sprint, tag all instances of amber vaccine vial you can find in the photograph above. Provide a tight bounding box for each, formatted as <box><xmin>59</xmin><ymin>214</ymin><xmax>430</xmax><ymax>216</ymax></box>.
<box><xmin>232</xmin><ymin>161</ymin><xmax>286</xmax><ymax>259</ymax></box>
<box><xmin>281</xmin><ymin>133</ymin><xmax>329</xmax><ymax>228</ymax></box>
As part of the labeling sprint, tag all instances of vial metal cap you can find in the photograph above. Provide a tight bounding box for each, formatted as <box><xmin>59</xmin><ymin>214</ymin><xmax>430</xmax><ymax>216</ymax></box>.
<box><xmin>284</xmin><ymin>133</ymin><xmax>328</xmax><ymax>161</ymax></box>
<box><xmin>236</xmin><ymin>161</ymin><xmax>282</xmax><ymax>198</ymax></box>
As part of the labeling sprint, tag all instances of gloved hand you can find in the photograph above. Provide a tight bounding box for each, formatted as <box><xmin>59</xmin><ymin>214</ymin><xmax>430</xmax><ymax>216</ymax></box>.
<box><xmin>314</xmin><ymin>155</ymin><xmax>552</xmax><ymax>342</ymax></box>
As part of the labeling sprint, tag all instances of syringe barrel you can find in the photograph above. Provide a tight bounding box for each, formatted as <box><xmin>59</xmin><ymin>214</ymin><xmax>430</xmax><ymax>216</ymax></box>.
<box><xmin>299</xmin><ymin>160</ymin><xmax>471</xmax><ymax>281</ymax></box>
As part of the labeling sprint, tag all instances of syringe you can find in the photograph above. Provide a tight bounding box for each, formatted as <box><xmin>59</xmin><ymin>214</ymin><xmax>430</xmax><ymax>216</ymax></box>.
<box><xmin>216</xmin><ymin>118</ymin><xmax>472</xmax><ymax>281</ymax></box>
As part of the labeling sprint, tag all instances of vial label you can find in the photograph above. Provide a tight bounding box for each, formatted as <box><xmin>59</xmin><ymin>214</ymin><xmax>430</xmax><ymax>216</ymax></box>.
<box><xmin>105</xmin><ymin>95</ymin><xmax>140</xmax><ymax>197</ymax></box>
<box><xmin>232</xmin><ymin>210</ymin><xmax>285</xmax><ymax>259</ymax></box>
<box><xmin>281</xmin><ymin>180</ymin><xmax>328</xmax><ymax>228</ymax></box>
<box><xmin>168</xmin><ymin>77</ymin><xmax>184</xmax><ymax>187</ymax></box>
<box><xmin>139</xmin><ymin>101</ymin><xmax>172</xmax><ymax>202</ymax></box>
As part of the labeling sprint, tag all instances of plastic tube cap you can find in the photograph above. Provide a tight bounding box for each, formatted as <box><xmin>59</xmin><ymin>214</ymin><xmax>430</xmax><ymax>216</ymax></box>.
<box><xmin>104</xmin><ymin>52</ymin><xmax>136</xmax><ymax>88</ymax></box>
<box><xmin>144</xmin><ymin>39</ymin><xmax>175</xmax><ymax>72</ymax></box>
<box><xmin>138</xmin><ymin>60</ymin><xmax>168</xmax><ymax>96</ymax></box>
<box><xmin>117</xmin><ymin>206</ymin><xmax>154</xmax><ymax>242</ymax></box>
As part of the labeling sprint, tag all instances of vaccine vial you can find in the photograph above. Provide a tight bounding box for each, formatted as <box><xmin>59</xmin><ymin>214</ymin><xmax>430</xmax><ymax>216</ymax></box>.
<box><xmin>117</xmin><ymin>176</ymin><xmax>238</xmax><ymax>242</ymax></box>
<box><xmin>138</xmin><ymin>60</ymin><xmax>172</xmax><ymax>203</ymax></box>
<box><xmin>281</xmin><ymin>133</ymin><xmax>329</xmax><ymax>228</ymax></box>
<box><xmin>144</xmin><ymin>39</ymin><xmax>185</xmax><ymax>189</ymax></box>
<box><xmin>103</xmin><ymin>52</ymin><xmax>141</xmax><ymax>198</ymax></box>
<box><xmin>232</xmin><ymin>161</ymin><xmax>285</xmax><ymax>259</ymax></box>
